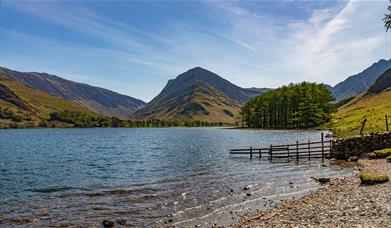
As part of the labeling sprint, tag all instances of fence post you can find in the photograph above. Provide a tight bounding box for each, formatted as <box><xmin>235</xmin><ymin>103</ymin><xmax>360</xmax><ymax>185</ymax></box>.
<box><xmin>296</xmin><ymin>140</ymin><xmax>299</xmax><ymax>162</ymax></box>
<box><xmin>270</xmin><ymin>144</ymin><xmax>273</xmax><ymax>161</ymax></box>
<box><xmin>250</xmin><ymin>147</ymin><xmax>253</xmax><ymax>159</ymax></box>
<box><xmin>259</xmin><ymin>149</ymin><xmax>262</xmax><ymax>159</ymax></box>
<box><xmin>287</xmin><ymin>145</ymin><xmax>290</xmax><ymax>163</ymax></box>
<box><xmin>360</xmin><ymin>119</ymin><xmax>367</xmax><ymax>135</ymax></box>
<box><xmin>320</xmin><ymin>132</ymin><xmax>324</xmax><ymax>160</ymax></box>
<box><xmin>308</xmin><ymin>140</ymin><xmax>311</xmax><ymax>160</ymax></box>
<box><xmin>386</xmin><ymin>115</ymin><xmax>389</xmax><ymax>132</ymax></box>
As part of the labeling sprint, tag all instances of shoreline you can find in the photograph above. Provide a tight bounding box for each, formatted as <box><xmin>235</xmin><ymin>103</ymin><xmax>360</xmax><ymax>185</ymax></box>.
<box><xmin>232</xmin><ymin>159</ymin><xmax>391</xmax><ymax>227</ymax></box>
<box><xmin>158</xmin><ymin>160</ymin><xmax>356</xmax><ymax>227</ymax></box>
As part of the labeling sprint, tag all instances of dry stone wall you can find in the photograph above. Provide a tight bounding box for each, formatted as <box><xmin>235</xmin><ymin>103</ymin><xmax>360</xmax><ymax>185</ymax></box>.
<box><xmin>331</xmin><ymin>132</ymin><xmax>391</xmax><ymax>159</ymax></box>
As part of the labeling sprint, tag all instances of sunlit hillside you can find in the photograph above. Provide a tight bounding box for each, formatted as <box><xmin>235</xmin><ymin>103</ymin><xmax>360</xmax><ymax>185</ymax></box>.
<box><xmin>330</xmin><ymin>89</ymin><xmax>391</xmax><ymax>137</ymax></box>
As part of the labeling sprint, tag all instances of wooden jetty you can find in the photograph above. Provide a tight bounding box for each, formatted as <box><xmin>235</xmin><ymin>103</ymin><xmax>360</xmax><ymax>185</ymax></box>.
<box><xmin>230</xmin><ymin>133</ymin><xmax>332</xmax><ymax>162</ymax></box>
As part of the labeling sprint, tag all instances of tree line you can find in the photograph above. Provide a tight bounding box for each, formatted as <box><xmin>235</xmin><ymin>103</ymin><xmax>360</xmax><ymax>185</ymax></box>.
<box><xmin>241</xmin><ymin>82</ymin><xmax>334</xmax><ymax>128</ymax></box>
<box><xmin>47</xmin><ymin>110</ymin><xmax>224</xmax><ymax>128</ymax></box>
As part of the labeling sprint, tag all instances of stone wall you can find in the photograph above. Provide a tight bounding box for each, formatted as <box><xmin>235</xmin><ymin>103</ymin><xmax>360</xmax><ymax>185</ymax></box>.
<box><xmin>331</xmin><ymin>132</ymin><xmax>391</xmax><ymax>159</ymax></box>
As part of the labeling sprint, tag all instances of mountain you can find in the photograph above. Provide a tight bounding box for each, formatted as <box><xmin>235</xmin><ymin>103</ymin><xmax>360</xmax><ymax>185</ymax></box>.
<box><xmin>332</xmin><ymin>59</ymin><xmax>391</xmax><ymax>101</ymax></box>
<box><xmin>330</xmin><ymin>67</ymin><xmax>391</xmax><ymax>137</ymax></box>
<box><xmin>0</xmin><ymin>67</ymin><xmax>145</xmax><ymax>119</ymax></box>
<box><xmin>0</xmin><ymin>73</ymin><xmax>96</xmax><ymax>128</ymax></box>
<box><xmin>131</xmin><ymin>67</ymin><xmax>269</xmax><ymax>123</ymax></box>
<box><xmin>368</xmin><ymin>68</ymin><xmax>391</xmax><ymax>94</ymax></box>
<box><xmin>245</xmin><ymin>87</ymin><xmax>273</xmax><ymax>94</ymax></box>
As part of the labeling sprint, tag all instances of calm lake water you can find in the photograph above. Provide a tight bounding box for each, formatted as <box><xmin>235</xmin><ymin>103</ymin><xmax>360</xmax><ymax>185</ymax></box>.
<box><xmin>0</xmin><ymin>128</ymin><xmax>353</xmax><ymax>227</ymax></box>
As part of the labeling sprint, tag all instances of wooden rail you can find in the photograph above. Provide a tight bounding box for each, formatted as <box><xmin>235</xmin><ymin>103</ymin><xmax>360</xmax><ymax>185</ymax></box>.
<box><xmin>230</xmin><ymin>133</ymin><xmax>332</xmax><ymax>162</ymax></box>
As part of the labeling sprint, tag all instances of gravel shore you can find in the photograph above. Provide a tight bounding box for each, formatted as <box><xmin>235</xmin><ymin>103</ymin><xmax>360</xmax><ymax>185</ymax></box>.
<box><xmin>234</xmin><ymin>159</ymin><xmax>391</xmax><ymax>227</ymax></box>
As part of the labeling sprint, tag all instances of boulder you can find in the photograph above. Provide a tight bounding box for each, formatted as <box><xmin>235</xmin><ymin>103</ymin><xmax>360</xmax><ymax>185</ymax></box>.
<box><xmin>315</xmin><ymin>177</ymin><xmax>330</xmax><ymax>184</ymax></box>
<box><xmin>349</xmin><ymin>156</ymin><xmax>359</xmax><ymax>162</ymax></box>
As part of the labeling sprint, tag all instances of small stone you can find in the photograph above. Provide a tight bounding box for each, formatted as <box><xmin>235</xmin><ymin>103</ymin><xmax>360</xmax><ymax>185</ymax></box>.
<box><xmin>117</xmin><ymin>220</ymin><xmax>126</xmax><ymax>225</ymax></box>
<box><xmin>316</xmin><ymin>177</ymin><xmax>330</xmax><ymax>184</ymax></box>
<box><xmin>243</xmin><ymin>185</ymin><xmax>253</xmax><ymax>190</ymax></box>
<box><xmin>349</xmin><ymin>156</ymin><xmax>359</xmax><ymax>162</ymax></box>
<box><xmin>246</xmin><ymin>193</ymin><xmax>252</xmax><ymax>197</ymax></box>
<box><xmin>102</xmin><ymin>220</ymin><xmax>115</xmax><ymax>228</ymax></box>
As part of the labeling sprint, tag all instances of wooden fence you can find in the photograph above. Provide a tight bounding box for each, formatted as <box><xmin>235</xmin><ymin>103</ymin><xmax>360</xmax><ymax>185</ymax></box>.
<box><xmin>230</xmin><ymin>133</ymin><xmax>332</xmax><ymax>162</ymax></box>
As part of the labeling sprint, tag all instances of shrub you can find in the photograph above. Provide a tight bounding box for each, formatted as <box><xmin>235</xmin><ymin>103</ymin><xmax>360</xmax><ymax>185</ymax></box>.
<box><xmin>374</xmin><ymin>148</ymin><xmax>391</xmax><ymax>159</ymax></box>
<box><xmin>359</xmin><ymin>173</ymin><xmax>389</xmax><ymax>185</ymax></box>
<box><xmin>0</xmin><ymin>107</ymin><xmax>14</xmax><ymax>119</ymax></box>
<box><xmin>386</xmin><ymin>155</ymin><xmax>391</xmax><ymax>163</ymax></box>
<box><xmin>9</xmin><ymin>123</ymin><xmax>22</xmax><ymax>129</ymax></box>
<box><xmin>368</xmin><ymin>153</ymin><xmax>377</xmax><ymax>159</ymax></box>
<box><xmin>11</xmin><ymin>115</ymin><xmax>23</xmax><ymax>122</ymax></box>
<box><xmin>38</xmin><ymin>119</ymin><xmax>49</xmax><ymax>127</ymax></box>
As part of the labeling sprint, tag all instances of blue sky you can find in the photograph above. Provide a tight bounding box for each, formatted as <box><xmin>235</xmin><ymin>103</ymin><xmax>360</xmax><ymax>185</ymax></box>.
<box><xmin>1</xmin><ymin>0</ymin><xmax>390</xmax><ymax>102</ymax></box>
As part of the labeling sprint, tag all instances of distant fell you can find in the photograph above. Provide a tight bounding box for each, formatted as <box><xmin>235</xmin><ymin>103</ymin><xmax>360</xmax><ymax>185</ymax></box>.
<box><xmin>0</xmin><ymin>67</ymin><xmax>145</xmax><ymax>119</ymax></box>
<box><xmin>131</xmin><ymin>67</ymin><xmax>270</xmax><ymax>123</ymax></box>
<box><xmin>164</xmin><ymin>67</ymin><xmax>265</xmax><ymax>104</ymax></box>
<box><xmin>0</xmin><ymin>74</ymin><xmax>96</xmax><ymax>128</ymax></box>
<box><xmin>368</xmin><ymin>68</ymin><xmax>391</xmax><ymax>94</ymax></box>
<box><xmin>332</xmin><ymin>59</ymin><xmax>391</xmax><ymax>101</ymax></box>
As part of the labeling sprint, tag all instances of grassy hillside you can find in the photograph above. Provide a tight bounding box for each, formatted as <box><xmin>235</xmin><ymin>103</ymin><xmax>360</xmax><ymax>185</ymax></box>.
<box><xmin>0</xmin><ymin>74</ymin><xmax>96</xmax><ymax>128</ymax></box>
<box><xmin>328</xmin><ymin>89</ymin><xmax>391</xmax><ymax>137</ymax></box>
<box><xmin>1</xmin><ymin>67</ymin><xmax>145</xmax><ymax>119</ymax></box>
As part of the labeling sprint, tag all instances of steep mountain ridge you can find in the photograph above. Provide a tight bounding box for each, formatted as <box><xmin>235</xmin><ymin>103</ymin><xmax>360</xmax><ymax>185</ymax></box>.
<box><xmin>368</xmin><ymin>68</ymin><xmax>391</xmax><ymax>94</ymax></box>
<box><xmin>0</xmin><ymin>67</ymin><xmax>145</xmax><ymax>119</ymax></box>
<box><xmin>0</xmin><ymin>73</ymin><xmax>97</xmax><ymax>127</ymax></box>
<box><xmin>332</xmin><ymin>59</ymin><xmax>391</xmax><ymax>101</ymax></box>
<box><xmin>162</xmin><ymin>67</ymin><xmax>264</xmax><ymax>104</ymax></box>
<box><xmin>131</xmin><ymin>67</ymin><xmax>269</xmax><ymax>123</ymax></box>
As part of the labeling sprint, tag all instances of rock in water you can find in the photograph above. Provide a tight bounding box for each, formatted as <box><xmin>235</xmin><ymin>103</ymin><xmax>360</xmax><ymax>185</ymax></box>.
<box><xmin>243</xmin><ymin>184</ymin><xmax>253</xmax><ymax>190</ymax></box>
<box><xmin>315</xmin><ymin>177</ymin><xmax>330</xmax><ymax>184</ymax></box>
<box><xmin>102</xmin><ymin>220</ymin><xmax>115</xmax><ymax>228</ymax></box>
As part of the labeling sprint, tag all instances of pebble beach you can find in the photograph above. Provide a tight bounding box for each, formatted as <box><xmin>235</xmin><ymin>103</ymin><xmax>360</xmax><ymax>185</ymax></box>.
<box><xmin>234</xmin><ymin>159</ymin><xmax>391</xmax><ymax>227</ymax></box>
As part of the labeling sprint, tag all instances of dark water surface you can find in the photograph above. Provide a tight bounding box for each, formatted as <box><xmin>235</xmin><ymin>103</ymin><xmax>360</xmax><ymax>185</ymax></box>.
<box><xmin>0</xmin><ymin>128</ymin><xmax>353</xmax><ymax>227</ymax></box>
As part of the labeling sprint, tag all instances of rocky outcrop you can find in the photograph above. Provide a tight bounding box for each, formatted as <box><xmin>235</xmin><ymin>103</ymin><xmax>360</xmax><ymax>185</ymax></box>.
<box><xmin>367</xmin><ymin>68</ymin><xmax>391</xmax><ymax>94</ymax></box>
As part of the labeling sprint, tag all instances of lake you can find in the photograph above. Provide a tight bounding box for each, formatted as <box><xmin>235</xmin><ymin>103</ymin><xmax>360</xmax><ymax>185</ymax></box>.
<box><xmin>0</xmin><ymin>128</ymin><xmax>353</xmax><ymax>226</ymax></box>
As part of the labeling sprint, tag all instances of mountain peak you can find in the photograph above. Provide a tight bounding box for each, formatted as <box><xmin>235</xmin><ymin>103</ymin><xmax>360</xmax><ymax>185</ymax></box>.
<box><xmin>131</xmin><ymin>68</ymin><xmax>269</xmax><ymax>123</ymax></box>
<box><xmin>179</xmin><ymin>67</ymin><xmax>215</xmax><ymax>79</ymax></box>
<box><xmin>187</xmin><ymin>66</ymin><xmax>206</xmax><ymax>72</ymax></box>
<box><xmin>332</xmin><ymin>59</ymin><xmax>391</xmax><ymax>101</ymax></box>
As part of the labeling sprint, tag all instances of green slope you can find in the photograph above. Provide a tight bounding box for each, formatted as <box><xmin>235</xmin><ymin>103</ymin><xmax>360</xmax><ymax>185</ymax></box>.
<box><xmin>329</xmin><ymin>89</ymin><xmax>391</xmax><ymax>137</ymax></box>
<box><xmin>0</xmin><ymin>74</ymin><xmax>96</xmax><ymax>127</ymax></box>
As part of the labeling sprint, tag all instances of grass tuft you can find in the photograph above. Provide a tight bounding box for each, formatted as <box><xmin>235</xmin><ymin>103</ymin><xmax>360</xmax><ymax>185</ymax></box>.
<box><xmin>367</xmin><ymin>152</ymin><xmax>377</xmax><ymax>159</ymax></box>
<box><xmin>386</xmin><ymin>155</ymin><xmax>391</xmax><ymax>163</ymax></box>
<box><xmin>374</xmin><ymin>148</ymin><xmax>391</xmax><ymax>159</ymax></box>
<box><xmin>359</xmin><ymin>172</ymin><xmax>389</xmax><ymax>185</ymax></box>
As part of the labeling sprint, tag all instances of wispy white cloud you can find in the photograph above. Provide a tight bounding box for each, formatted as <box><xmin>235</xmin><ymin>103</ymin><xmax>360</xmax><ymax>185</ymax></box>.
<box><xmin>2</xmin><ymin>0</ymin><xmax>390</xmax><ymax>101</ymax></box>
<box><xmin>210</xmin><ymin>0</ymin><xmax>390</xmax><ymax>87</ymax></box>
<box><xmin>282</xmin><ymin>0</ymin><xmax>390</xmax><ymax>84</ymax></box>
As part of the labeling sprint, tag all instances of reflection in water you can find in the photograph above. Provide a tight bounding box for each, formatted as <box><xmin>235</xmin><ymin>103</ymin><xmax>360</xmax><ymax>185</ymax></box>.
<box><xmin>0</xmin><ymin>128</ymin><xmax>352</xmax><ymax>226</ymax></box>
